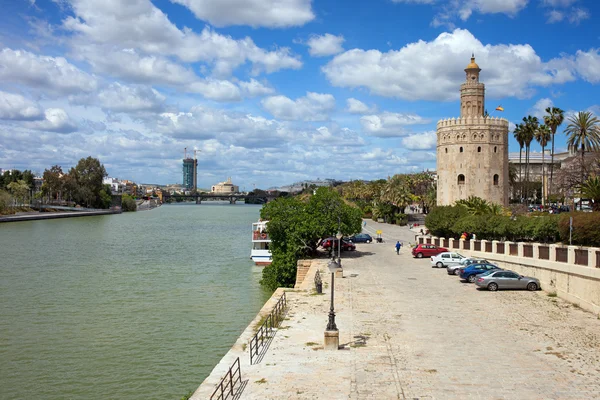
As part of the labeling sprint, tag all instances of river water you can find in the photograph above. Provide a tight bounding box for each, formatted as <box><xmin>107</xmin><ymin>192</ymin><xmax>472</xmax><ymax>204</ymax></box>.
<box><xmin>0</xmin><ymin>204</ymin><xmax>271</xmax><ymax>400</ymax></box>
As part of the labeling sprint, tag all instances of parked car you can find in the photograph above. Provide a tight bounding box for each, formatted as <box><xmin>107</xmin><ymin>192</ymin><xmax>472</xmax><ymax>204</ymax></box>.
<box><xmin>447</xmin><ymin>258</ymin><xmax>493</xmax><ymax>275</ymax></box>
<box><xmin>412</xmin><ymin>244</ymin><xmax>448</xmax><ymax>258</ymax></box>
<box><xmin>347</xmin><ymin>233</ymin><xmax>373</xmax><ymax>243</ymax></box>
<box><xmin>430</xmin><ymin>252</ymin><xmax>465</xmax><ymax>268</ymax></box>
<box><xmin>321</xmin><ymin>237</ymin><xmax>356</xmax><ymax>251</ymax></box>
<box><xmin>475</xmin><ymin>270</ymin><xmax>540</xmax><ymax>291</ymax></box>
<box><xmin>459</xmin><ymin>263</ymin><xmax>501</xmax><ymax>283</ymax></box>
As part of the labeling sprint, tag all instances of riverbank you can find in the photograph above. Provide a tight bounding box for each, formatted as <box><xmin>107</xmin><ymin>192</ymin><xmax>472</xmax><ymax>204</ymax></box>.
<box><xmin>193</xmin><ymin>220</ymin><xmax>600</xmax><ymax>399</ymax></box>
<box><xmin>0</xmin><ymin>209</ymin><xmax>121</xmax><ymax>223</ymax></box>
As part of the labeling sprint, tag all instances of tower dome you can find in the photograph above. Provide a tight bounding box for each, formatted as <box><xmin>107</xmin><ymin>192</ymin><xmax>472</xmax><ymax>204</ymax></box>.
<box><xmin>466</xmin><ymin>55</ymin><xmax>480</xmax><ymax>70</ymax></box>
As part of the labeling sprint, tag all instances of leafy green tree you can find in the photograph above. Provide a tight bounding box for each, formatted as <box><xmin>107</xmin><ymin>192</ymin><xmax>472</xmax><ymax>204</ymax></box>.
<box><xmin>122</xmin><ymin>194</ymin><xmax>138</xmax><ymax>211</ymax></box>
<box><xmin>0</xmin><ymin>190</ymin><xmax>12</xmax><ymax>213</ymax></box>
<box><xmin>42</xmin><ymin>165</ymin><xmax>64</xmax><ymax>201</ymax></box>
<box><xmin>69</xmin><ymin>157</ymin><xmax>108</xmax><ymax>208</ymax></box>
<box><xmin>7</xmin><ymin>180</ymin><xmax>30</xmax><ymax>205</ymax></box>
<box><xmin>535</xmin><ymin>124</ymin><xmax>551</xmax><ymax>203</ymax></box>
<box><xmin>259</xmin><ymin>187</ymin><xmax>362</xmax><ymax>290</ymax></box>
<box><xmin>513</xmin><ymin>123</ymin><xmax>526</xmax><ymax>199</ymax></box>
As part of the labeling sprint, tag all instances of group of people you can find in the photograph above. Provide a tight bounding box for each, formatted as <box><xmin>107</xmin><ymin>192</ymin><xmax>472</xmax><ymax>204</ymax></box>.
<box><xmin>460</xmin><ymin>232</ymin><xmax>476</xmax><ymax>240</ymax></box>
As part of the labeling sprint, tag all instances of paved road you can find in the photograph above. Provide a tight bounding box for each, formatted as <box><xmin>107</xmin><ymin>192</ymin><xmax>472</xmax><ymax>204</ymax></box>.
<box><xmin>225</xmin><ymin>220</ymin><xmax>600</xmax><ymax>399</ymax></box>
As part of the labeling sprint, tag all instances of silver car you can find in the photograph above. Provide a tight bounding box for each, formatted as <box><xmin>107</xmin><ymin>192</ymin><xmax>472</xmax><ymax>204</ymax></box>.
<box><xmin>474</xmin><ymin>270</ymin><xmax>540</xmax><ymax>291</ymax></box>
<box><xmin>447</xmin><ymin>258</ymin><xmax>492</xmax><ymax>275</ymax></box>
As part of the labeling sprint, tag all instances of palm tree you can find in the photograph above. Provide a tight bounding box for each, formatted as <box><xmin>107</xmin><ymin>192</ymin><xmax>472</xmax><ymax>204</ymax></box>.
<box><xmin>522</xmin><ymin>116</ymin><xmax>539</xmax><ymax>202</ymax></box>
<box><xmin>535</xmin><ymin>124</ymin><xmax>551</xmax><ymax>204</ymax></box>
<box><xmin>543</xmin><ymin>107</ymin><xmax>565</xmax><ymax>198</ymax></box>
<box><xmin>580</xmin><ymin>175</ymin><xmax>600</xmax><ymax>211</ymax></box>
<box><xmin>564</xmin><ymin>111</ymin><xmax>600</xmax><ymax>188</ymax></box>
<box><xmin>513</xmin><ymin>123</ymin><xmax>526</xmax><ymax>200</ymax></box>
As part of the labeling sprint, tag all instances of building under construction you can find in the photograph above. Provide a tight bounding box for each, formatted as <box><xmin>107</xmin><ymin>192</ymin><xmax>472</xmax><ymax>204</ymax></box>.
<box><xmin>182</xmin><ymin>148</ymin><xmax>198</xmax><ymax>192</ymax></box>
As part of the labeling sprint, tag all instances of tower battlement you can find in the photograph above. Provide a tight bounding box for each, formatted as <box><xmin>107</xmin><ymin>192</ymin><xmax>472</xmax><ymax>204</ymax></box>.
<box><xmin>436</xmin><ymin>116</ymin><xmax>509</xmax><ymax>129</ymax></box>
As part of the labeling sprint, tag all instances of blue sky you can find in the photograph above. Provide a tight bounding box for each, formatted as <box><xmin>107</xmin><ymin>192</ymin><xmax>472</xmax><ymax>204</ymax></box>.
<box><xmin>0</xmin><ymin>0</ymin><xmax>598</xmax><ymax>189</ymax></box>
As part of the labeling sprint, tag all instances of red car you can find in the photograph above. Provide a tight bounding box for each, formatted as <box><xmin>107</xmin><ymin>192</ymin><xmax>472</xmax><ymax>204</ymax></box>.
<box><xmin>412</xmin><ymin>244</ymin><xmax>448</xmax><ymax>258</ymax></box>
<box><xmin>321</xmin><ymin>237</ymin><xmax>356</xmax><ymax>251</ymax></box>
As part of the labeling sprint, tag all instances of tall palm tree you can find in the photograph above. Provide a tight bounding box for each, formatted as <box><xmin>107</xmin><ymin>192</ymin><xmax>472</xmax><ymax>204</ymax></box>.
<box><xmin>543</xmin><ymin>107</ymin><xmax>565</xmax><ymax>198</ymax></box>
<box><xmin>522</xmin><ymin>116</ymin><xmax>538</xmax><ymax>202</ymax></box>
<box><xmin>564</xmin><ymin>111</ymin><xmax>600</xmax><ymax>188</ymax></box>
<box><xmin>513</xmin><ymin>123</ymin><xmax>526</xmax><ymax>200</ymax></box>
<box><xmin>535</xmin><ymin>124</ymin><xmax>551</xmax><ymax>204</ymax></box>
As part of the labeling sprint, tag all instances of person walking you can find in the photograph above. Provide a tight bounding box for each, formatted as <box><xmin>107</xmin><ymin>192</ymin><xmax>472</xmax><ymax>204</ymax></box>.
<box><xmin>395</xmin><ymin>241</ymin><xmax>401</xmax><ymax>255</ymax></box>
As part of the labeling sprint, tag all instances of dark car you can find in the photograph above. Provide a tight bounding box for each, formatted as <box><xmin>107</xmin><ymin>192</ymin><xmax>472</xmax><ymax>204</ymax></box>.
<box><xmin>459</xmin><ymin>263</ymin><xmax>501</xmax><ymax>283</ymax></box>
<box><xmin>321</xmin><ymin>237</ymin><xmax>356</xmax><ymax>251</ymax></box>
<box><xmin>412</xmin><ymin>244</ymin><xmax>448</xmax><ymax>258</ymax></box>
<box><xmin>347</xmin><ymin>233</ymin><xmax>373</xmax><ymax>243</ymax></box>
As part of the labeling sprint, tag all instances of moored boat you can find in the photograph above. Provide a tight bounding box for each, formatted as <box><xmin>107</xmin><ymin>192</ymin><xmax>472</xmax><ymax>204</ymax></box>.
<box><xmin>251</xmin><ymin>220</ymin><xmax>272</xmax><ymax>265</ymax></box>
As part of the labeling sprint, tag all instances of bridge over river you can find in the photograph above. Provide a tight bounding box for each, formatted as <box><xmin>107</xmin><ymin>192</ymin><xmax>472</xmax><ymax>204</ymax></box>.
<box><xmin>162</xmin><ymin>193</ymin><xmax>280</xmax><ymax>204</ymax></box>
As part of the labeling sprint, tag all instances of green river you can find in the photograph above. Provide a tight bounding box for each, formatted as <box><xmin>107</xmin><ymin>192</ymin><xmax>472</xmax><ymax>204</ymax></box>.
<box><xmin>0</xmin><ymin>204</ymin><xmax>272</xmax><ymax>400</ymax></box>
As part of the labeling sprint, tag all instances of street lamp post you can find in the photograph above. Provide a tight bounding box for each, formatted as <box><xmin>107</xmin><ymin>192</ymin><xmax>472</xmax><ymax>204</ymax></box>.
<box><xmin>324</xmin><ymin>258</ymin><xmax>340</xmax><ymax>350</ymax></box>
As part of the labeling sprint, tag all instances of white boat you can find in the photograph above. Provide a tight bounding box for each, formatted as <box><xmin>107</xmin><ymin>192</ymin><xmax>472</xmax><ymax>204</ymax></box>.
<box><xmin>251</xmin><ymin>220</ymin><xmax>272</xmax><ymax>265</ymax></box>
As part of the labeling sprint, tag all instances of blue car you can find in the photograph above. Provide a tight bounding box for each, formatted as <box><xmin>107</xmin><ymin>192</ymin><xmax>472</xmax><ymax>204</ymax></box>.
<box><xmin>459</xmin><ymin>263</ymin><xmax>501</xmax><ymax>283</ymax></box>
<box><xmin>347</xmin><ymin>233</ymin><xmax>373</xmax><ymax>243</ymax></box>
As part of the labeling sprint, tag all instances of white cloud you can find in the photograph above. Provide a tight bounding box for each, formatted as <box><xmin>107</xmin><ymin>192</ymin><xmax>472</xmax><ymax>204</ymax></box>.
<box><xmin>392</xmin><ymin>0</ymin><xmax>436</xmax><ymax>3</ymax></box>
<box><xmin>401</xmin><ymin>131</ymin><xmax>437</xmax><ymax>150</ymax></box>
<box><xmin>360</xmin><ymin>112</ymin><xmax>430</xmax><ymax>137</ymax></box>
<box><xmin>262</xmin><ymin>92</ymin><xmax>336</xmax><ymax>121</ymax></box>
<box><xmin>546</xmin><ymin>9</ymin><xmax>564</xmax><ymax>23</ymax></box>
<box><xmin>0</xmin><ymin>48</ymin><xmax>97</xmax><ymax>95</ymax></box>
<box><xmin>346</xmin><ymin>98</ymin><xmax>375</xmax><ymax>114</ymax></box>
<box><xmin>314</xmin><ymin>126</ymin><xmax>366</xmax><ymax>146</ymax></box>
<box><xmin>528</xmin><ymin>98</ymin><xmax>553</xmax><ymax>119</ymax></box>
<box><xmin>26</xmin><ymin>108</ymin><xmax>78</xmax><ymax>133</ymax></box>
<box><xmin>323</xmin><ymin>29</ymin><xmax>576</xmax><ymax>101</ymax></box>
<box><xmin>78</xmin><ymin>47</ymin><xmax>197</xmax><ymax>85</ymax></box>
<box><xmin>0</xmin><ymin>91</ymin><xmax>43</xmax><ymax>121</ymax></box>
<box><xmin>306</xmin><ymin>34</ymin><xmax>345</xmax><ymax>57</ymax></box>
<box><xmin>63</xmin><ymin>0</ymin><xmax>302</xmax><ymax>76</ymax></box>
<box><xmin>428</xmin><ymin>0</ymin><xmax>529</xmax><ymax>27</ymax></box>
<box><xmin>574</xmin><ymin>49</ymin><xmax>600</xmax><ymax>83</ymax></box>
<box><xmin>95</xmin><ymin>83</ymin><xmax>166</xmax><ymax>112</ymax></box>
<box><xmin>188</xmin><ymin>79</ymin><xmax>242</xmax><ymax>102</ymax></box>
<box><xmin>169</xmin><ymin>0</ymin><xmax>314</xmax><ymax>28</ymax></box>
<box><xmin>542</xmin><ymin>0</ymin><xmax>577</xmax><ymax>7</ymax></box>
<box><xmin>238</xmin><ymin>79</ymin><xmax>275</xmax><ymax>97</ymax></box>
<box><xmin>568</xmin><ymin>7</ymin><xmax>590</xmax><ymax>24</ymax></box>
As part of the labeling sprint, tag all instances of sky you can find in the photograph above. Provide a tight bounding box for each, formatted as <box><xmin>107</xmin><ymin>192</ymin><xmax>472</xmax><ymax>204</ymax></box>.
<box><xmin>0</xmin><ymin>0</ymin><xmax>598</xmax><ymax>189</ymax></box>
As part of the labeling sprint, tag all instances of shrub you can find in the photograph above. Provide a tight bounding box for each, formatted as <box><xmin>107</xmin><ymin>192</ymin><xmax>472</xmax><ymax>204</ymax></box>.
<box><xmin>425</xmin><ymin>206</ymin><xmax>468</xmax><ymax>238</ymax></box>
<box><xmin>122</xmin><ymin>194</ymin><xmax>137</xmax><ymax>212</ymax></box>
<box><xmin>558</xmin><ymin>212</ymin><xmax>600</xmax><ymax>247</ymax></box>
<box><xmin>0</xmin><ymin>190</ymin><xmax>12</xmax><ymax>214</ymax></box>
<box><xmin>395</xmin><ymin>213</ymin><xmax>408</xmax><ymax>226</ymax></box>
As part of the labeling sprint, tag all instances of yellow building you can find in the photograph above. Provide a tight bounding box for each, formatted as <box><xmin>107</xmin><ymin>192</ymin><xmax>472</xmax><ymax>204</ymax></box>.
<box><xmin>211</xmin><ymin>177</ymin><xmax>239</xmax><ymax>194</ymax></box>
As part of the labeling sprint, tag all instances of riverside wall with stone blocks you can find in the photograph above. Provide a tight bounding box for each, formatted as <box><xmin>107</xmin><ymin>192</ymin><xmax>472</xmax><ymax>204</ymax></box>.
<box><xmin>191</xmin><ymin>260</ymin><xmax>323</xmax><ymax>399</ymax></box>
<box><xmin>419</xmin><ymin>236</ymin><xmax>600</xmax><ymax>315</ymax></box>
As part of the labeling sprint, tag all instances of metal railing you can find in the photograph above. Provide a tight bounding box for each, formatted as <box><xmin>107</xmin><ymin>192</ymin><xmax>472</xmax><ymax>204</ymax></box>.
<box><xmin>249</xmin><ymin>292</ymin><xmax>287</xmax><ymax>365</ymax></box>
<box><xmin>314</xmin><ymin>270</ymin><xmax>322</xmax><ymax>294</ymax></box>
<box><xmin>210</xmin><ymin>357</ymin><xmax>242</xmax><ymax>400</ymax></box>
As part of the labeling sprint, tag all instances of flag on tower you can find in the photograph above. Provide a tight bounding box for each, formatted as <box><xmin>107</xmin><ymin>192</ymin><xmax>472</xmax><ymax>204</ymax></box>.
<box><xmin>495</xmin><ymin>105</ymin><xmax>504</xmax><ymax>111</ymax></box>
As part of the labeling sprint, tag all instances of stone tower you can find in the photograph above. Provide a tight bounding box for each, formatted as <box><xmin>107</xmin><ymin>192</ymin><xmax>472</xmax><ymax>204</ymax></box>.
<box><xmin>436</xmin><ymin>56</ymin><xmax>509</xmax><ymax>206</ymax></box>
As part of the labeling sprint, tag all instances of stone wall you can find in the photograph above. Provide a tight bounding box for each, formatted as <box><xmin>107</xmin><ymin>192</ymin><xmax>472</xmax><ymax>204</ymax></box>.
<box><xmin>418</xmin><ymin>236</ymin><xmax>600</xmax><ymax>315</ymax></box>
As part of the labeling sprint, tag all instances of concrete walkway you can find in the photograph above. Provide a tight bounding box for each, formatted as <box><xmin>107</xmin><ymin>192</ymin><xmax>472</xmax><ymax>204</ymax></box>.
<box><xmin>196</xmin><ymin>220</ymin><xmax>600</xmax><ymax>399</ymax></box>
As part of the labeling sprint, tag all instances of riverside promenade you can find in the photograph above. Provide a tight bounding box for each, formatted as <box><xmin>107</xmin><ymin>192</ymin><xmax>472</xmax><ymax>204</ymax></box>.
<box><xmin>0</xmin><ymin>209</ymin><xmax>121</xmax><ymax>223</ymax></box>
<box><xmin>194</xmin><ymin>220</ymin><xmax>600</xmax><ymax>399</ymax></box>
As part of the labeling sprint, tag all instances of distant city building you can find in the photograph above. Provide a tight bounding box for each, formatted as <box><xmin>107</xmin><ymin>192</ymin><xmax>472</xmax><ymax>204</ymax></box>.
<box><xmin>275</xmin><ymin>178</ymin><xmax>338</xmax><ymax>193</ymax></box>
<box><xmin>212</xmin><ymin>177</ymin><xmax>239</xmax><ymax>193</ymax></box>
<box><xmin>508</xmin><ymin>150</ymin><xmax>572</xmax><ymax>183</ymax></box>
<box><xmin>436</xmin><ymin>56</ymin><xmax>509</xmax><ymax>206</ymax></box>
<box><xmin>183</xmin><ymin>158</ymin><xmax>198</xmax><ymax>191</ymax></box>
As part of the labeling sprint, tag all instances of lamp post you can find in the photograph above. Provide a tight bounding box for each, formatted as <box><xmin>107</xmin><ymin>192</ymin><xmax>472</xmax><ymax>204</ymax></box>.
<box><xmin>324</xmin><ymin>258</ymin><xmax>340</xmax><ymax>350</ymax></box>
<box><xmin>336</xmin><ymin>230</ymin><xmax>342</xmax><ymax>269</ymax></box>
<box><xmin>326</xmin><ymin>258</ymin><xmax>338</xmax><ymax>331</ymax></box>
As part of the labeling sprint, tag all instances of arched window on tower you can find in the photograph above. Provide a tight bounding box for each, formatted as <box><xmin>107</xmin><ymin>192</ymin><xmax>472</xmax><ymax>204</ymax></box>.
<box><xmin>458</xmin><ymin>174</ymin><xmax>465</xmax><ymax>185</ymax></box>
<box><xmin>460</xmin><ymin>147</ymin><xmax>463</xmax><ymax>153</ymax></box>
<box><xmin>494</xmin><ymin>146</ymin><xmax>497</xmax><ymax>153</ymax></box>
<box><xmin>445</xmin><ymin>148</ymin><xmax>448</xmax><ymax>153</ymax></box>
<box><xmin>493</xmin><ymin>174</ymin><xmax>499</xmax><ymax>186</ymax></box>
<box><xmin>477</xmin><ymin>146</ymin><xmax>481</xmax><ymax>152</ymax></box>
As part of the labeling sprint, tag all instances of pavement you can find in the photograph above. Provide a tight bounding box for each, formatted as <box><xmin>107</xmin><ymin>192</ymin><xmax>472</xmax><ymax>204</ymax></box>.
<box><xmin>198</xmin><ymin>219</ymin><xmax>600</xmax><ymax>399</ymax></box>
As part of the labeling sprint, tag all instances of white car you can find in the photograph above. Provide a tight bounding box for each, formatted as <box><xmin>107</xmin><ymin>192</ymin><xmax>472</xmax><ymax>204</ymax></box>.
<box><xmin>430</xmin><ymin>252</ymin><xmax>465</xmax><ymax>268</ymax></box>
